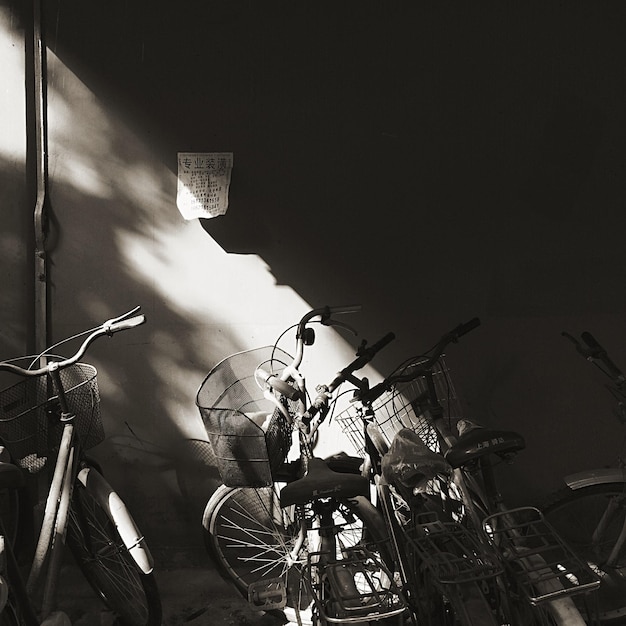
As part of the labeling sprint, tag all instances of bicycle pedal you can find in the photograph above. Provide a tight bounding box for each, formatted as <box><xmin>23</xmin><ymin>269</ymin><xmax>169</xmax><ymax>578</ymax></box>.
<box><xmin>248</xmin><ymin>577</ymin><xmax>287</xmax><ymax>610</ymax></box>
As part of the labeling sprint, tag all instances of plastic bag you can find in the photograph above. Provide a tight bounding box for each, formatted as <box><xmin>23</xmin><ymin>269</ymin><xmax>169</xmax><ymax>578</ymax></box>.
<box><xmin>381</xmin><ymin>428</ymin><xmax>451</xmax><ymax>493</ymax></box>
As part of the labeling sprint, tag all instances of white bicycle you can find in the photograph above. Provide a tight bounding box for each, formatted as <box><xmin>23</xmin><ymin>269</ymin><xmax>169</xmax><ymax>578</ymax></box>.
<box><xmin>0</xmin><ymin>308</ymin><xmax>161</xmax><ymax>625</ymax></box>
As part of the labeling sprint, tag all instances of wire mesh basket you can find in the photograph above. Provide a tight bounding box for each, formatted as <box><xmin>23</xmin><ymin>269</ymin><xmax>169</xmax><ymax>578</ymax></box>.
<box><xmin>335</xmin><ymin>356</ymin><xmax>462</xmax><ymax>456</ymax></box>
<box><xmin>0</xmin><ymin>360</ymin><xmax>103</xmax><ymax>473</ymax></box>
<box><xmin>196</xmin><ymin>346</ymin><xmax>298</xmax><ymax>488</ymax></box>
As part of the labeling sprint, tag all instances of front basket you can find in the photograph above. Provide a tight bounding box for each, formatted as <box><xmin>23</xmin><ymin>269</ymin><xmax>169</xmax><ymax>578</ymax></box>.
<box><xmin>196</xmin><ymin>346</ymin><xmax>297</xmax><ymax>487</ymax></box>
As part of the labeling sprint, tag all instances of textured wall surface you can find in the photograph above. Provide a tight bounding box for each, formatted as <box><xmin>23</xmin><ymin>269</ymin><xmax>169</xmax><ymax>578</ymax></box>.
<box><xmin>3</xmin><ymin>1</ymin><xmax>626</xmax><ymax>565</ymax></box>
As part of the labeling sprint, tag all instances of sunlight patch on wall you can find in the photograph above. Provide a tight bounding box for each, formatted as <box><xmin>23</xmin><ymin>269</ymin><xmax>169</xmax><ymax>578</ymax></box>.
<box><xmin>0</xmin><ymin>9</ymin><xmax>26</xmax><ymax>162</ymax></box>
<box><xmin>47</xmin><ymin>50</ymin><xmax>118</xmax><ymax>199</ymax></box>
<box><xmin>45</xmin><ymin>44</ymin><xmax>371</xmax><ymax>453</ymax></box>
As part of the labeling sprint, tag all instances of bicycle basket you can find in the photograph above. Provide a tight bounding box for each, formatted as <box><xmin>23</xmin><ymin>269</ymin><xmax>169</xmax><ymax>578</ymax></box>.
<box><xmin>336</xmin><ymin>356</ymin><xmax>462</xmax><ymax>456</ymax></box>
<box><xmin>0</xmin><ymin>360</ymin><xmax>103</xmax><ymax>473</ymax></box>
<box><xmin>196</xmin><ymin>346</ymin><xmax>297</xmax><ymax>488</ymax></box>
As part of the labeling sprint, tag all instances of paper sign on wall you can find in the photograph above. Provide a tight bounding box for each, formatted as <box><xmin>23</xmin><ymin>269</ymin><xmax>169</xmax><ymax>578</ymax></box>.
<box><xmin>176</xmin><ymin>152</ymin><xmax>233</xmax><ymax>220</ymax></box>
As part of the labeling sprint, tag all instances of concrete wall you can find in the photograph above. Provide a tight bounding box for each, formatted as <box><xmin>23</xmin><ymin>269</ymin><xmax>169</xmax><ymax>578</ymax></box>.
<box><xmin>3</xmin><ymin>0</ymin><xmax>626</xmax><ymax>557</ymax></box>
<box><xmin>0</xmin><ymin>2</ymin><xmax>30</xmax><ymax>361</ymax></box>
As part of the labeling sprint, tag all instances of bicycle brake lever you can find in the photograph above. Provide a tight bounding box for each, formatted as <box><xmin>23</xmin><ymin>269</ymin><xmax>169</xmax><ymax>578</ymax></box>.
<box><xmin>104</xmin><ymin>306</ymin><xmax>142</xmax><ymax>327</ymax></box>
<box><xmin>326</xmin><ymin>319</ymin><xmax>358</xmax><ymax>336</ymax></box>
<box><xmin>562</xmin><ymin>331</ymin><xmax>595</xmax><ymax>359</ymax></box>
<box><xmin>103</xmin><ymin>306</ymin><xmax>143</xmax><ymax>335</ymax></box>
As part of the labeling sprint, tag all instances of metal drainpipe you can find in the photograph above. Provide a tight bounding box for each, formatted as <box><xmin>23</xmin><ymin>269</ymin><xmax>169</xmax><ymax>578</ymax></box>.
<box><xmin>32</xmin><ymin>0</ymin><xmax>48</xmax><ymax>355</ymax></box>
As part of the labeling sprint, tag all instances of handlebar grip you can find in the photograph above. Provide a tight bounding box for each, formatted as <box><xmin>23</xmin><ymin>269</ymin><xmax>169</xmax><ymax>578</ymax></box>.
<box><xmin>107</xmin><ymin>315</ymin><xmax>146</xmax><ymax>334</ymax></box>
<box><xmin>581</xmin><ymin>331</ymin><xmax>603</xmax><ymax>351</ymax></box>
<box><xmin>368</xmin><ymin>332</ymin><xmax>396</xmax><ymax>354</ymax></box>
<box><xmin>453</xmin><ymin>317</ymin><xmax>481</xmax><ymax>339</ymax></box>
<box><xmin>581</xmin><ymin>331</ymin><xmax>625</xmax><ymax>380</ymax></box>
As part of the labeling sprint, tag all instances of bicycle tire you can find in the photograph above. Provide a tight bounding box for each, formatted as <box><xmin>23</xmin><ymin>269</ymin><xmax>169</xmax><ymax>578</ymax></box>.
<box><xmin>66</xmin><ymin>478</ymin><xmax>162</xmax><ymax>626</ymax></box>
<box><xmin>542</xmin><ymin>482</ymin><xmax>626</xmax><ymax>623</ymax></box>
<box><xmin>203</xmin><ymin>484</ymin><xmax>398</xmax><ymax>625</ymax></box>
<box><xmin>0</xmin><ymin>490</ymin><xmax>19</xmax><ymax>554</ymax></box>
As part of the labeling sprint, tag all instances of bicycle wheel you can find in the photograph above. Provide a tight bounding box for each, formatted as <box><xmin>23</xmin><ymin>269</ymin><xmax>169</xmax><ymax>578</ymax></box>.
<box><xmin>66</xmin><ymin>479</ymin><xmax>162</xmax><ymax>626</ymax></box>
<box><xmin>203</xmin><ymin>484</ymin><xmax>398</xmax><ymax>625</ymax></box>
<box><xmin>543</xmin><ymin>482</ymin><xmax>626</xmax><ymax>623</ymax></box>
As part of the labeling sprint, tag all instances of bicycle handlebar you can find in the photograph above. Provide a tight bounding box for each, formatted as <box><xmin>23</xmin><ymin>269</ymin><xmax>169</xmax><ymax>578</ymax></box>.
<box><xmin>264</xmin><ymin>305</ymin><xmax>394</xmax><ymax>422</ymax></box>
<box><xmin>291</xmin><ymin>305</ymin><xmax>361</xmax><ymax>368</ymax></box>
<box><xmin>563</xmin><ymin>329</ymin><xmax>626</xmax><ymax>384</ymax></box>
<box><xmin>581</xmin><ymin>331</ymin><xmax>625</xmax><ymax>382</ymax></box>
<box><xmin>305</xmin><ymin>331</ymin><xmax>396</xmax><ymax>419</ymax></box>
<box><xmin>0</xmin><ymin>307</ymin><xmax>146</xmax><ymax>377</ymax></box>
<box><xmin>325</xmin><ymin>332</ymin><xmax>396</xmax><ymax>394</ymax></box>
<box><xmin>356</xmin><ymin>317</ymin><xmax>481</xmax><ymax>405</ymax></box>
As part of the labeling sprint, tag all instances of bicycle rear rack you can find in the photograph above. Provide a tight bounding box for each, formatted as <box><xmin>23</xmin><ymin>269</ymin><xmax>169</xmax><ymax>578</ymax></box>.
<box><xmin>482</xmin><ymin>506</ymin><xmax>601</xmax><ymax>605</ymax></box>
<box><xmin>405</xmin><ymin>517</ymin><xmax>503</xmax><ymax>584</ymax></box>
<box><xmin>304</xmin><ymin>545</ymin><xmax>407</xmax><ymax>623</ymax></box>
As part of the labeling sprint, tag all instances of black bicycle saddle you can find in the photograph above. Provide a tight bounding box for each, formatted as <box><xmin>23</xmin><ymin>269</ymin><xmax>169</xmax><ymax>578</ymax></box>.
<box><xmin>444</xmin><ymin>425</ymin><xmax>525</xmax><ymax>468</ymax></box>
<box><xmin>279</xmin><ymin>457</ymin><xmax>370</xmax><ymax>507</ymax></box>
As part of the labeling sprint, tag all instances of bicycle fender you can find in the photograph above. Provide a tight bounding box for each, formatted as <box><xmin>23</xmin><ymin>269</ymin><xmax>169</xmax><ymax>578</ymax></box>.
<box><xmin>77</xmin><ymin>467</ymin><xmax>154</xmax><ymax>574</ymax></box>
<box><xmin>562</xmin><ymin>467</ymin><xmax>626</xmax><ymax>490</ymax></box>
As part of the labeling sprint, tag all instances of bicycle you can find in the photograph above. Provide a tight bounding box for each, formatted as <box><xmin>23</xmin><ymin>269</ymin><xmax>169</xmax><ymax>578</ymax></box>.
<box><xmin>0</xmin><ymin>308</ymin><xmax>161</xmax><ymax>625</ymax></box>
<box><xmin>541</xmin><ymin>329</ymin><xmax>626</xmax><ymax>623</ymax></box>
<box><xmin>335</xmin><ymin>319</ymin><xmax>601</xmax><ymax>625</ymax></box>
<box><xmin>196</xmin><ymin>305</ymin><xmax>407</xmax><ymax>626</ymax></box>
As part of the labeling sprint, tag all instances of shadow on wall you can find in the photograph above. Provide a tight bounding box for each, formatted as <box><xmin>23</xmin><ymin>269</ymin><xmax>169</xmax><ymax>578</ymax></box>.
<box><xmin>40</xmin><ymin>40</ymin><xmax>391</xmax><ymax>555</ymax></box>
<box><xmin>29</xmin><ymin>0</ymin><xmax>626</xmax><ymax>548</ymax></box>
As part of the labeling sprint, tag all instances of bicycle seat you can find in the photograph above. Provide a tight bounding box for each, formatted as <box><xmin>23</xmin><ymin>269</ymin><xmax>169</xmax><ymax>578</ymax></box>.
<box><xmin>0</xmin><ymin>461</ymin><xmax>24</xmax><ymax>489</ymax></box>
<box><xmin>279</xmin><ymin>457</ymin><xmax>370</xmax><ymax>507</ymax></box>
<box><xmin>444</xmin><ymin>425</ymin><xmax>525</xmax><ymax>468</ymax></box>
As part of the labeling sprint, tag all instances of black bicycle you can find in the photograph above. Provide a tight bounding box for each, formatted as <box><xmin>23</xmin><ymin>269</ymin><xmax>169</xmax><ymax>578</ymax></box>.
<box><xmin>336</xmin><ymin>319</ymin><xmax>600</xmax><ymax>625</ymax></box>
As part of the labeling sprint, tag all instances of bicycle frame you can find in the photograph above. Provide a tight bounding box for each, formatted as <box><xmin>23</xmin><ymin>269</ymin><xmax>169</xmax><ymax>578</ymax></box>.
<box><xmin>201</xmin><ymin>306</ymin><xmax>404</xmax><ymax>624</ymax></box>
<box><xmin>270</xmin><ymin>308</ymin><xmax>403</xmax><ymax>618</ymax></box>
<box><xmin>27</xmin><ymin>365</ymin><xmax>80</xmax><ymax>616</ymax></box>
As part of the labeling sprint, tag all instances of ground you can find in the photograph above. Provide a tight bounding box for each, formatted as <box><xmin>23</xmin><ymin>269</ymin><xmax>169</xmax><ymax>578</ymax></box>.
<box><xmin>56</xmin><ymin>558</ymin><xmax>287</xmax><ymax>626</ymax></box>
